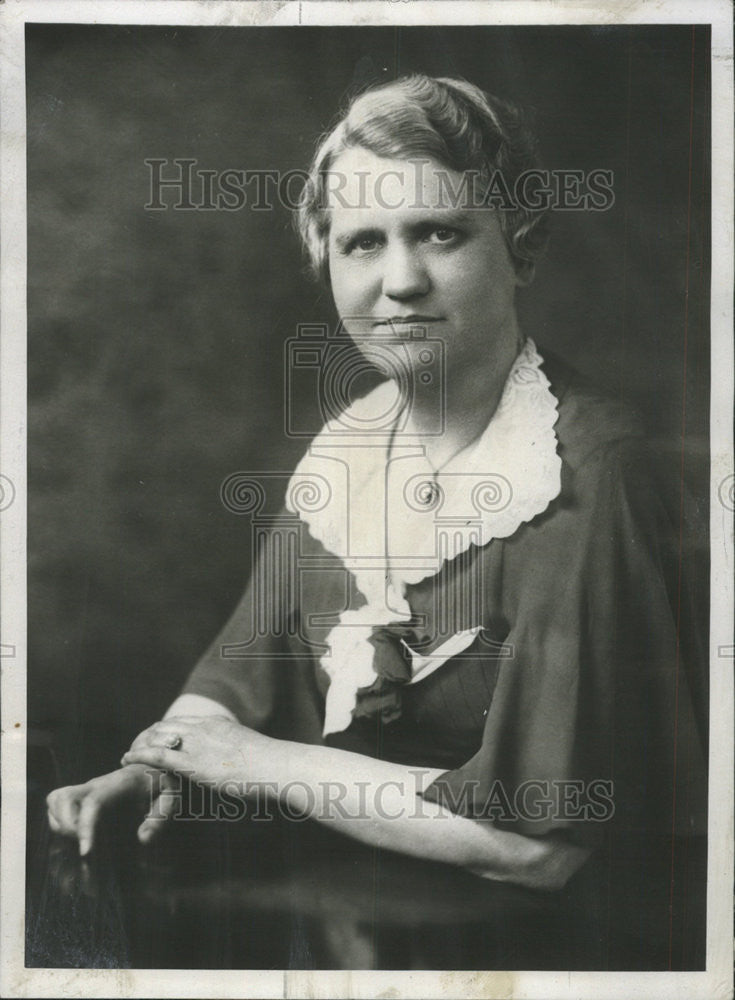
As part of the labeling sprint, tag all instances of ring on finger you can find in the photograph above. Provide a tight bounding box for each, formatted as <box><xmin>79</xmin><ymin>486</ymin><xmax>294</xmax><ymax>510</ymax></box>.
<box><xmin>163</xmin><ymin>734</ymin><xmax>183</xmax><ymax>750</ymax></box>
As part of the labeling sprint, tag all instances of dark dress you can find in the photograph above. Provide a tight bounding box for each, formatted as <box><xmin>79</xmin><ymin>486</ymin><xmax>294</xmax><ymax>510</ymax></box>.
<box><xmin>182</xmin><ymin>349</ymin><xmax>708</xmax><ymax>965</ymax></box>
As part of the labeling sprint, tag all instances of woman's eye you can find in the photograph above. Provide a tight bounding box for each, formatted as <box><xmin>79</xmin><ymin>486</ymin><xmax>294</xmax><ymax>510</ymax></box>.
<box><xmin>345</xmin><ymin>235</ymin><xmax>383</xmax><ymax>255</ymax></box>
<box><xmin>426</xmin><ymin>228</ymin><xmax>460</xmax><ymax>245</ymax></box>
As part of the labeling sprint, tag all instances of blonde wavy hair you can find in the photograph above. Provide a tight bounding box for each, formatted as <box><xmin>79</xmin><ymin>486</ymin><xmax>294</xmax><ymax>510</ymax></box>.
<box><xmin>296</xmin><ymin>74</ymin><xmax>550</xmax><ymax>284</ymax></box>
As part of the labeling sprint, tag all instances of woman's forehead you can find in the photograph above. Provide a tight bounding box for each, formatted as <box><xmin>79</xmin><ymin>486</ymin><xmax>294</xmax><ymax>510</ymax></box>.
<box><xmin>325</xmin><ymin>147</ymin><xmax>473</xmax><ymax>216</ymax></box>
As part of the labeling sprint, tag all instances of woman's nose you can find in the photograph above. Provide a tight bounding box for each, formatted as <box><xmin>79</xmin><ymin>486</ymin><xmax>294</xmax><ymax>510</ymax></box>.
<box><xmin>381</xmin><ymin>245</ymin><xmax>431</xmax><ymax>300</ymax></box>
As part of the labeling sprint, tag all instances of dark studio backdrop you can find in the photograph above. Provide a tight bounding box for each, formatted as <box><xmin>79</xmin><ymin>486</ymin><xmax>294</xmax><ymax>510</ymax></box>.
<box><xmin>26</xmin><ymin>24</ymin><xmax>710</xmax><ymax>792</ymax></box>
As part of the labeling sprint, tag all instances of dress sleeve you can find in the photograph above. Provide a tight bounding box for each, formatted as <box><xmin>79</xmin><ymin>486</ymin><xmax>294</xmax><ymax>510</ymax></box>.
<box><xmin>181</xmin><ymin>510</ymin><xmax>326</xmax><ymax>744</ymax></box>
<box><xmin>421</xmin><ymin>436</ymin><xmax>707</xmax><ymax>850</ymax></box>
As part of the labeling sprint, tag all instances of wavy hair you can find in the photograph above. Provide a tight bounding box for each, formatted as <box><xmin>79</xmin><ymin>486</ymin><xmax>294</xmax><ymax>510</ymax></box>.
<box><xmin>296</xmin><ymin>74</ymin><xmax>550</xmax><ymax>284</ymax></box>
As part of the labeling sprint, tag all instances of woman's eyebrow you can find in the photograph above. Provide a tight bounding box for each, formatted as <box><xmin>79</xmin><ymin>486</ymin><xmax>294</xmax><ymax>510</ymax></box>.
<box><xmin>332</xmin><ymin>226</ymin><xmax>383</xmax><ymax>251</ymax></box>
<box><xmin>407</xmin><ymin>210</ymin><xmax>474</xmax><ymax>229</ymax></box>
<box><xmin>332</xmin><ymin>211</ymin><xmax>477</xmax><ymax>250</ymax></box>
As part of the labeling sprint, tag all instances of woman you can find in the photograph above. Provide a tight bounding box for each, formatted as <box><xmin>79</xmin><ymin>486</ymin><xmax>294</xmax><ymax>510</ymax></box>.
<box><xmin>47</xmin><ymin>76</ymin><xmax>705</xmax><ymax>900</ymax></box>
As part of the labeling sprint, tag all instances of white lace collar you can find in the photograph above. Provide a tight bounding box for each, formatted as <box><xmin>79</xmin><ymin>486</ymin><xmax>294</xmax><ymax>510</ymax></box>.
<box><xmin>286</xmin><ymin>338</ymin><xmax>562</xmax><ymax>735</ymax></box>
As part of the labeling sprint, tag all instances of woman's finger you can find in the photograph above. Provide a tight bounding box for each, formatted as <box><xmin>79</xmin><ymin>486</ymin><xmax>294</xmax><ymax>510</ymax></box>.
<box><xmin>137</xmin><ymin>778</ymin><xmax>180</xmax><ymax>844</ymax></box>
<box><xmin>76</xmin><ymin>792</ymin><xmax>103</xmax><ymax>856</ymax></box>
<box><xmin>160</xmin><ymin>715</ymin><xmax>209</xmax><ymax>723</ymax></box>
<box><xmin>127</xmin><ymin>721</ymin><xmax>191</xmax><ymax>754</ymax></box>
<box><xmin>47</xmin><ymin>810</ymin><xmax>61</xmax><ymax>833</ymax></box>
<box><xmin>122</xmin><ymin>734</ymin><xmax>185</xmax><ymax>767</ymax></box>
<box><xmin>45</xmin><ymin>788</ymin><xmax>60</xmax><ymax>822</ymax></box>
<box><xmin>121</xmin><ymin>746</ymin><xmax>181</xmax><ymax>771</ymax></box>
<box><xmin>47</xmin><ymin>787</ymin><xmax>82</xmax><ymax>836</ymax></box>
<box><xmin>128</xmin><ymin>725</ymin><xmax>163</xmax><ymax>753</ymax></box>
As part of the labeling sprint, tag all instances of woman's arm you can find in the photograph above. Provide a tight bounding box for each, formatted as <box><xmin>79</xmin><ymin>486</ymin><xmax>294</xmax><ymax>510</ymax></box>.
<box><xmin>122</xmin><ymin>717</ymin><xmax>591</xmax><ymax>890</ymax></box>
<box><xmin>265</xmin><ymin>739</ymin><xmax>590</xmax><ymax>891</ymax></box>
<box><xmin>164</xmin><ymin>693</ymin><xmax>237</xmax><ymax>721</ymax></box>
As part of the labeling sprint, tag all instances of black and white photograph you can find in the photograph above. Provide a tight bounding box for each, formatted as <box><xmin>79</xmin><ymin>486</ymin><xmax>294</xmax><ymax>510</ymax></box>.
<box><xmin>1</xmin><ymin>1</ymin><xmax>732</xmax><ymax>997</ymax></box>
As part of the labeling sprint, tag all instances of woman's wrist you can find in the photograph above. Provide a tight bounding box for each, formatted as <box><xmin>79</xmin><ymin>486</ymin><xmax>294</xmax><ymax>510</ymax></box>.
<box><xmin>231</xmin><ymin>730</ymin><xmax>294</xmax><ymax>798</ymax></box>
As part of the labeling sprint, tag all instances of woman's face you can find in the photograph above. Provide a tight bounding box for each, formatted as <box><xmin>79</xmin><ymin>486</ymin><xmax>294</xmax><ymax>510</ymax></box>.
<box><xmin>326</xmin><ymin>147</ymin><xmax>523</xmax><ymax>379</ymax></box>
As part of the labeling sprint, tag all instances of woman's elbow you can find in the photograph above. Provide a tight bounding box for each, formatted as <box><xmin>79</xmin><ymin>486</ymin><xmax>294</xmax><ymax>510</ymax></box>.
<box><xmin>531</xmin><ymin>840</ymin><xmax>592</xmax><ymax>891</ymax></box>
<box><xmin>471</xmin><ymin>837</ymin><xmax>592</xmax><ymax>892</ymax></box>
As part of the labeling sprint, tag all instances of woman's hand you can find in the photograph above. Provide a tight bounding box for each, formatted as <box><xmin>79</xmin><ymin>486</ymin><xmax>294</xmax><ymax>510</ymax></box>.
<box><xmin>120</xmin><ymin>715</ymin><xmax>275</xmax><ymax>796</ymax></box>
<box><xmin>46</xmin><ymin>764</ymin><xmax>179</xmax><ymax>856</ymax></box>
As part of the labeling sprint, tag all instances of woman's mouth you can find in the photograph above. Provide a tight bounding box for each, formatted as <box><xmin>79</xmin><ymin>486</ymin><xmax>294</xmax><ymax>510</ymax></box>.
<box><xmin>373</xmin><ymin>315</ymin><xmax>442</xmax><ymax>330</ymax></box>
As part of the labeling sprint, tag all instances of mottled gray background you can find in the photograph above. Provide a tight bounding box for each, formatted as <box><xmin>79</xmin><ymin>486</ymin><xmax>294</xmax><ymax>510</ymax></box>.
<box><xmin>26</xmin><ymin>24</ymin><xmax>710</xmax><ymax>781</ymax></box>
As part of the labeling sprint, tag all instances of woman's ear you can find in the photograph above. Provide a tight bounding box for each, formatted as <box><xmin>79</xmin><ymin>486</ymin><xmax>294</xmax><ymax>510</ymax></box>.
<box><xmin>514</xmin><ymin>262</ymin><xmax>535</xmax><ymax>288</ymax></box>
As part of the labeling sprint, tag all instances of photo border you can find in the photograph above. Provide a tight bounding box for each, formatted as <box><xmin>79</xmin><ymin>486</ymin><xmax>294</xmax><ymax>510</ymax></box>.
<box><xmin>1</xmin><ymin>2</ymin><xmax>732</xmax><ymax>998</ymax></box>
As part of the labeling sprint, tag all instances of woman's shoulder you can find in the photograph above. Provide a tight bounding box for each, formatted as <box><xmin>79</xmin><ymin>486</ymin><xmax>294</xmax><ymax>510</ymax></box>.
<box><xmin>538</xmin><ymin>346</ymin><xmax>646</xmax><ymax>473</ymax></box>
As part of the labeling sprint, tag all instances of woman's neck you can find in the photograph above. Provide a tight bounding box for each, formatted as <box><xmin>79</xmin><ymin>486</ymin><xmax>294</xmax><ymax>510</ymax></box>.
<box><xmin>405</xmin><ymin>326</ymin><xmax>524</xmax><ymax>471</ymax></box>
